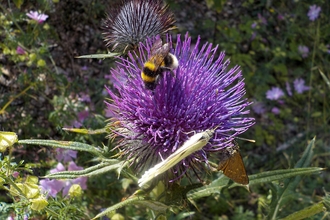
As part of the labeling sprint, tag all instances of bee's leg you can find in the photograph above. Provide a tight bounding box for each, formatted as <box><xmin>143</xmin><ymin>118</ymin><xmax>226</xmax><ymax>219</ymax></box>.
<box><xmin>169</xmin><ymin>70</ymin><xmax>176</xmax><ymax>78</ymax></box>
<box><xmin>161</xmin><ymin>67</ymin><xmax>176</xmax><ymax>78</ymax></box>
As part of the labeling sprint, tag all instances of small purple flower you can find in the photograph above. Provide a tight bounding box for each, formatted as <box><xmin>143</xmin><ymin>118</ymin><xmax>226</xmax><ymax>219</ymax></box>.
<box><xmin>16</xmin><ymin>46</ymin><xmax>25</xmax><ymax>55</ymax></box>
<box><xmin>251</xmin><ymin>32</ymin><xmax>257</xmax><ymax>41</ymax></box>
<box><xmin>50</xmin><ymin>162</ymin><xmax>65</xmax><ymax>173</ymax></box>
<box><xmin>78</xmin><ymin>92</ymin><xmax>91</xmax><ymax>103</ymax></box>
<box><xmin>252</xmin><ymin>102</ymin><xmax>266</xmax><ymax>115</ymax></box>
<box><xmin>56</xmin><ymin>148</ymin><xmax>77</xmax><ymax>163</ymax></box>
<box><xmin>266</xmin><ymin>87</ymin><xmax>285</xmax><ymax>100</ymax></box>
<box><xmin>26</xmin><ymin>11</ymin><xmax>48</xmax><ymax>23</ymax></box>
<box><xmin>40</xmin><ymin>179</ymin><xmax>65</xmax><ymax>197</ymax></box>
<box><xmin>277</xmin><ymin>14</ymin><xmax>284</xmax><ymax>21</ymax></box>
<box><xmin>298</xmin><ymin>45</ymin><xmax>309</xmax><ymax>58</ymax></box>
<box><xmin>307</xmin><ymin>5</ymin><xmax>321</xmax><ymax>21</ymax></box>
<box><xmin>68</xmin><ymin>161</ymin><xmax>83</xmax><ymax>171</ymax></box>
<box><xmin>286</xmin><ymin>81</ymin><xmax>292</xmax><ymax>96</ymax></box>
<box><xmin>258</xmin><ymin>13</ymin><xmax>267</xmax><ymax>25</ymax></box>
<box><xmin>12</xmin><ymin>171</ymin><xmax>19</xmax><ymax>178</ymax></box>
<box><xmin>70</xmin><ymin>110</ymin><xmax>90</xmax><ymax>128</ymax></box>
<box><xmin>62</xmin><ymin>162</ymin><xmax>87</xmax><ymax>196</ymax></box>
<box><xmin>271</xmin><ymin>107</ymin><xmax>280</xmax><ymax>115</ymax></box>
<box><xmin>326</xmin><ymin>45</ymin><xmax>330</xmax><ymax>54</ymax></box>
<box><xmin>293</xmin><ymin>78</ymin><xmax>310</xmax><ymax>94</ymax></box>
<box><xmin>42</xmin><ymin>162</ymin><xmax>87</xmax><ymax>197</ymax></box>
<box><xmin>106</xmin><ymin>33</ymin><xmax>254</xmax><ymax>184</ymax></box>
<box><xmin>251</xmin><ymin>22</ymin><xmax>257</xmax><ymax>29</ymax></box>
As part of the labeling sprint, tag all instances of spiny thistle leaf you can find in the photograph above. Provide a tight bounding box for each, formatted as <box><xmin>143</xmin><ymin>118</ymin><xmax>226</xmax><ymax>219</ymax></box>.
<box><xmin>18</xmin><ymin>139</ymin><xmax>102</xmax><ymax>156</ymax></box>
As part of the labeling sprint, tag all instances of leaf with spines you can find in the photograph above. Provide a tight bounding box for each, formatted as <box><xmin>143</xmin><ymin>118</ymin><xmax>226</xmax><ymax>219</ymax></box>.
<box><xmin>18</xmin><ymin>139</ymin><xmax>103</xmax><ymax>157</ymax></box>
<box><xmin>75</xmin><ymin>53</ymin><xmax>119</xmax><ymax>59</ymax></box>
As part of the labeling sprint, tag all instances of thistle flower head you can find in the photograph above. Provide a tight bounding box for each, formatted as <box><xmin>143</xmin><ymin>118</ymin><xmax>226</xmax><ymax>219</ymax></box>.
<box><xmin>102</xmin><ymin>0</ymin><xmax>175</xmax><ymax>52</ymax></box>
<box><xmin>106</xmin><ymin>33</ymin><xmax>254</xmax><ymax>183</ymax></box>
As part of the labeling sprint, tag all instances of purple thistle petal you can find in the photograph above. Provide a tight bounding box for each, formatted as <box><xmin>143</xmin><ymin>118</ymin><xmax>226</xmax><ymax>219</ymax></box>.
<box><xmin>106</xmin><ymin>33</ymin><xmax>254</xmax><ymax>183</ymax></box>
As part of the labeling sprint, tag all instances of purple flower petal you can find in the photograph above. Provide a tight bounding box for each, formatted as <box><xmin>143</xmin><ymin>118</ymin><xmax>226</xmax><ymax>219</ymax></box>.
<box><xmin>294</xmin><ymin>78</ymin><xmax>310</xmax><ymax>94</ymax></box>
<box><xmin>68</xmin><ymin>161</ymin><xmax>83</xmax><ymax>171</ymax></box>
<box><xmin>266</xmin><ymin>87</ymin><xmax>285</xmax><ymax>100</ymax></box>
<box><xmin>298</xmin><ymin>45</ymin><xmax>309</xmax><ymax>58</ymax></box>
<box><xmin>286</xmin><ymin>82</ymin><xmax>292</xmax><ymax>96</ymax></box>
<box><xmin>56</xmin><ymin>148</ymin><xmax>77</xmax><ymax>163</ymax></box>
<box><xmin>26</xmin><ymin>11</ymin><xmax>48</xmax><ymax>23</ymax></box>
<box><xmin>307</xmin><ymin>5</ymin><xmax>321</xmax><ymax>21</ymax></box>
<box><xmin>50</xmin><ymin>163</ymin><xmax>65</xmax><ymax>173</ymax></box>
<box><xmin>252</xmin><ymin>102</ymin><xmax>266</xmax><ymax>114</ymax></box>
<box><xmin>271</xmin><ymin>107</ymin><xmax>280</xmax><ymax>115</ymax></box>
<box><xmin>16</xmin><ymin>46</ymin><xmax>25</xmax><ymax>55</ymax></box>
<box><xmin>40</xmin><ymin>179</ymin><xmax>65</xmax><ymax>197</ymax></box>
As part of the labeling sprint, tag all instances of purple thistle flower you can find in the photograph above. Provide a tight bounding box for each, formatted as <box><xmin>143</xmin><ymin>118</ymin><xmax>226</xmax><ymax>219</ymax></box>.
<box><xmin>293</xmin><ymin>78</ymin><xmax>310</xmax><ymax>94</ymax></box>
<box><xmin>106</xmin><ymin>33</ymin><xmax>254</xmax><ymax>183</ymax></box>
<box><xmin>266</xmin><ymin>87</ymin><xmax>285</xmax><ymax>100</ymax></box>
<box><xmin>298</xmin><ymin>45</ymin><xmax>309</xmax><ymax>58</ymax></box>
<box><xmin>307</xmin><ymin>5</ymin><xmax>321</xmax><ymax>21</ymax></box>
<box><xmin>26</xmin><ymin>11</ymin><xmax>48</xmax><ymax>24</ymax></box>
<box><xmin>102</xmin><ymin>0</ymin><xmax>175</xmax><ymax>52</ymax></box>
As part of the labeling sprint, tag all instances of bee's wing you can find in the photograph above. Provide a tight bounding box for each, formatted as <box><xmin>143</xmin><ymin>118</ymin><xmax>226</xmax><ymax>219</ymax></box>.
<box><xmin>150</xmin><ymin>41</ymin><xmax>171</xmax><ymax>69</ymax></box>
<box><xmin>150</xmin><ymin>39</ymin><xmax>164</xmax><ymax>56</ymax></box>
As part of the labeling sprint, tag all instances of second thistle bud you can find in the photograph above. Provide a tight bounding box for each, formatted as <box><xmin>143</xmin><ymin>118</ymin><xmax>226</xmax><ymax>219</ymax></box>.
<box><xmin>102</xmin><ymin>0</ymin><xmax>176</xmax><ymax>52</ymax></box>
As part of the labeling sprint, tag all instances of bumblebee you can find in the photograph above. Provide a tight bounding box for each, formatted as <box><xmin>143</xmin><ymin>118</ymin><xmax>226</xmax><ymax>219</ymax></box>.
<box><xmin>141</xmin><ymin>39</ymin><xmax>179</xmax><ymax>90</ymax></box>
